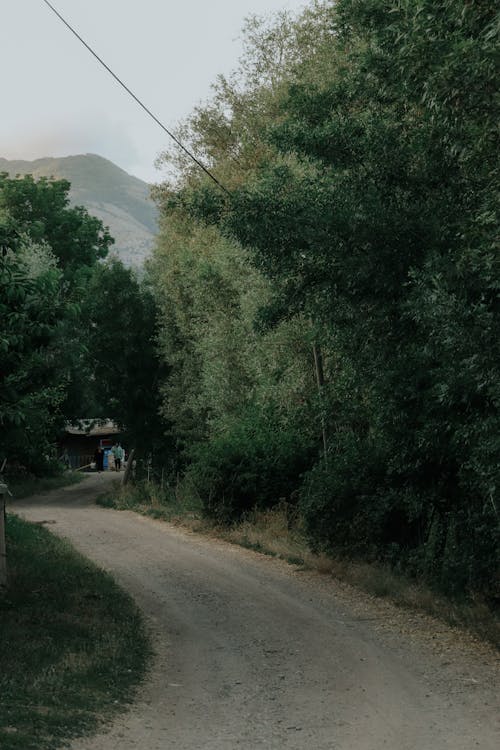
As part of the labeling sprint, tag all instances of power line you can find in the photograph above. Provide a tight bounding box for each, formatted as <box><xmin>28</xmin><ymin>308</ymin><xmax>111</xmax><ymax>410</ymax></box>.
<box><xmin>40</xmin><ymin>0</ymin><xmax>230</xmax><ymax>195</ymax></box>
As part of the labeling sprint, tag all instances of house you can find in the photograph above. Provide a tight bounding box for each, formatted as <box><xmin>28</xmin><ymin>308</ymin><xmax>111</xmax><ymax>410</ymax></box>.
<box><xmin>60</xmin><ymin>420</ymin><xmax>122</xmax><ymax>469</ymax></box>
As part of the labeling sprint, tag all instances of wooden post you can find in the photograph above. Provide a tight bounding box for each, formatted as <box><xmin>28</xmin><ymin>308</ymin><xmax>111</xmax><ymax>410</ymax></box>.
<box><xmin>122</xmin><ymin>448</ymin><xmax>135</xmax><ymax>486</ymax></box>
<box><xmin>0</xmin><ymin>482</ymin><xmax>8</xmax><ymax>588</ymax></box>
<box><xmin>312</xmin><ymin>342</ymin><xmax>328</xmax><ymax>469</ymax></box>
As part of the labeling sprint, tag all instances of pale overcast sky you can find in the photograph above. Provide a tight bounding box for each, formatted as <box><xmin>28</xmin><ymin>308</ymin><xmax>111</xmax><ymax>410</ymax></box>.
<box><xmin>1</xmin><ymin>0</ymin><xmax>307</xmax><ymax>182</ymax></box>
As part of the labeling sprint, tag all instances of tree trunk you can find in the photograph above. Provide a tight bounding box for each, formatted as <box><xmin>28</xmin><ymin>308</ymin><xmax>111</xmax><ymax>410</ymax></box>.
<box><xmin>312</xmin><ymin>343</ymin><xmax>328</xmax><ymax>468</ymax></box>
<box><xmin>123</xmin><ymin>449</ymin><xmax>135</xmax><ymax>486</ymax></box>
<box><xmin>0</xmin><ymin>484</ymin><xmax>7</xmax><ymax>588</ymax></box>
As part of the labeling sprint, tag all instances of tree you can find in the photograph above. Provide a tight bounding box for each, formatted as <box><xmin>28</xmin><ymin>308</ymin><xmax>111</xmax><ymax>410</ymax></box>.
<box><xmin>0</xmin><ymin>173</ymin><xmax>112</xmax><ymax>282</ymax></box>
<box><xmin>0</xmin><ymin>236</ymin><xmax>66</xmax><ymax>473</ymax></box>
<box><xmin>222</xmin><ymin>0</ymin><xmax>500</xmax><ymax>595</ymax></box>
<box><xmin>0</xmin><ymin>174</ymin><xmax>114</xmax><ymax>473</ymax></box>
<box><xmin>84</xmin><ymin>258</ymin><xmax>169</xmax><ymax>462</ymax></box>
<box><xmin>153</xmin><ymin>0</ymin><xmax>499</xmax><ymax>596</ymax></box>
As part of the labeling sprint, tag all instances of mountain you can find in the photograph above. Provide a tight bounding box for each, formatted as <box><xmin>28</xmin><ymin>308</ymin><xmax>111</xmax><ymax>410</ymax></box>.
<box><xmin>0</xmin><ymin>154</ymin><xmax>158</xmax><ymax>267</ymax></box>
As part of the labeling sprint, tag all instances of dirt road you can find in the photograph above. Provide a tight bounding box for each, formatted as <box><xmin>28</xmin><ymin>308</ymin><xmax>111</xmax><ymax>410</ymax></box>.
<box><xmin>11</xmin><ymin>473</ymin><xmax>499</xmax><ymax>750</ymax></box>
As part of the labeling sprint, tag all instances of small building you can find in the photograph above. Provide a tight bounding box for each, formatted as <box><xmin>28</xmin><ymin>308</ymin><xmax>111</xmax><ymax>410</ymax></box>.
<box><xmin>60</xmin><ymin>420</ymin><xmax>122</xmax><ymax>469</ymax></box>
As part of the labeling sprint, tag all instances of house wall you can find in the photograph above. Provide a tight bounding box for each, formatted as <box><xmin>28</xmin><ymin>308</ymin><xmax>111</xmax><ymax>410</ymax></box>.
<box><xmin>59</xmin><ymin>434</ymin><xmax>122</xmax><ymax>469</ymax></box>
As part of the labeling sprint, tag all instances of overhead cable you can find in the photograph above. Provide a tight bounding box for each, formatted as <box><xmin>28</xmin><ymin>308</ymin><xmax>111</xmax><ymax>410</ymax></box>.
<box><xmin>40</xmin><ymin>0</ymin><xmax>230</xmax><ymax>195</ymax></box>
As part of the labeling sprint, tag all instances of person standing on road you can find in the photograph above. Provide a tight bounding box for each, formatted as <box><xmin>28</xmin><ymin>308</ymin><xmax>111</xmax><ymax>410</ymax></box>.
<box><xmin>117</xmin><ymin>443</ymin><xmax>124</xmax><ymax>471</ymax></box>
<box><xmin>112</xmin><ymin>442</ymin><xmax>124</xmax><ymax>471</ymax></box>
<box><xmin>111</xmin><ymin>443</ymin><xmax>118</xmax><ymax>471</ymax></box>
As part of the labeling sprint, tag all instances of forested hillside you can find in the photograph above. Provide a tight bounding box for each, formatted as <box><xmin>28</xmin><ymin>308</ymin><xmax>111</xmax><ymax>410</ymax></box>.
<box><xmin>0</xmin><ymin>154</ymin><xmax>157</xmax><ymax>266</ymax></box>
<box><xmin>1</xmin><ymin>0</ymin><xmax>498</xmax><ymax>604</ymax></box>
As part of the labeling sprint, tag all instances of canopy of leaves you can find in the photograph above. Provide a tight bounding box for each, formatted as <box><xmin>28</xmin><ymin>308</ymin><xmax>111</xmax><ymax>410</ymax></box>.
<box><xmin>83</xmin><ymin>258</ymin><xmax>170</xmax><ymax>462</ymax></box>
<box><xmin>0</xmin><ymin>239</ymin><xmax>66</xmax><ymax>472</ymax></box>
<box><xmin>151</xmin><ymin>0</ymin><xmax>499</xmax><ymax>598</ymax></box>
<box><xmin>0</xmin><ymin>175</ymin><xmax>114</xmax><ymax>473</ymax></box>
<box><xmin>0</xmin><ymin>173</ymin><xmax>113</xmax><ymax>283</ymax></box>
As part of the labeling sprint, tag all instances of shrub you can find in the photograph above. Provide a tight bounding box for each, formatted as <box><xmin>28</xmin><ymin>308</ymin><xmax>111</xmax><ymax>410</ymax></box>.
<box><xmin>187</xmin><ymin>404</ymin><xmax>317</xmax><ymax>524</ymax></box>
<box><xmin>300</xmin><ymin>430</ymin><xmax>499</xmax><ymax>602</ymax></box>
<box><xmin>299</xmin><ymin>431</ymin><xmax>388</xmax><ymax>557</ymax></box>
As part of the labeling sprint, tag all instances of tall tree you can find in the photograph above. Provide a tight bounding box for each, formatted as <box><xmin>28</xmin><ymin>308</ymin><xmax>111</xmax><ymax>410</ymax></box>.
<box><xmin>0</xmin><ymin>174</ymin><xmax>113</xmax><ymax>473</ymax></box>
<box><xmin>0</xmin><ymin>173</ymin><xmax>112</xmax><ymax>281</ymax></box>
<box><xmin>84</xmin><ymin>258</ymin><xmax>169</xmax><ymax>462</ymax></box>
<box><xmin>153</xmin><ymin>0</ymin><xmax>499</xmax><ymax>595</ymax></box>
<box><xmin>0</xmin><ymin>234</ymin><xmax>66</xmax><ymax>472</ymax></box>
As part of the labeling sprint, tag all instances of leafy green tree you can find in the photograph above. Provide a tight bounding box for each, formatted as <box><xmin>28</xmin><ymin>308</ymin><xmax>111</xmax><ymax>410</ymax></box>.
<box><xmin>0</xmin><ymin>174</ymin><xmax>113</xmax><ymax>473</ymax></box>
<box><xmin>150</xmin><ymin>9</ymin><xmax>333</xmax><ymax>488</ymax></box>
<box><xmin>149</xmin><ymin>195</ymin><xmax>321</xmax><ymax>485</ymax></box>
<box><xmin>226</xmin><ymin>0</ymin><xmax>499</xmax><ymax>595</ymax></box>
<box><xmin>0</xmin><ymin>173</ymin><xmax>112</xmax><ymax>283</ymax></box>
<box><xmin>155</xmin><ymin>0</ymin><xmax>499</xmax><ymax>596</ymax></box>
<box><xmin>84</xmin><ymin>259</ymin><xmax>169</xmax><ymax>462</ymax></box>
<box><xmin>0</xmin><ymin>235</ymin><xmax>66</xmax><ymax>473</ymax></box>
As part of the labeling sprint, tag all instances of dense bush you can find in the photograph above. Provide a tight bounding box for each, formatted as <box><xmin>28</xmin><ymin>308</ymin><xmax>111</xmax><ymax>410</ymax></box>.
<box><xmin>187</xmin><ymin>405</ymin><xmax>317</xmax><ymax>524</ymax></box>
<box><xmin>300</xmin><ymin>434</ymin><xmax>499</xmax><ymax>600</ymax></box>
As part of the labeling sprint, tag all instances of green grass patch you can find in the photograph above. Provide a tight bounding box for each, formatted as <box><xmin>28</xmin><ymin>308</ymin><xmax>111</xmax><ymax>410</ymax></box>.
<box><xmin>0</xmin><ymin>514</ymin><xmax>151</xmax><ymax>750</ymax></box>
<box><xmin>7</xmin><ymin>472</ymin><xmax>84</xmax><ymax>500</ymax></box>
<box><xmin>96</xmin><ymin>479</ymin><xmax>203</xmax><ymax>524</ymax></box>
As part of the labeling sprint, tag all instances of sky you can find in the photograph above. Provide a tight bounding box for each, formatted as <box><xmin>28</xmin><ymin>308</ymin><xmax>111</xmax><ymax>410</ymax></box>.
<box><xmin>2</xmin><ymin>0</ymin><xmax>307</xmax><ymax>183</ymax></box>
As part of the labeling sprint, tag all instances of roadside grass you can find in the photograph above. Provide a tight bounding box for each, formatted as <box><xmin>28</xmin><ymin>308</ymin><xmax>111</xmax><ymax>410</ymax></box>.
<box><xmin>97</xmin><ymin>478</ymin><xmax>203</xmax><ymax>525</ymax></box>
<box><xmin>0</xmin><ymin>514</ymin><xmax>151</xmax><ymax>750</ymax></box>
<box><xmin>6</xmin><ymin>472</ymin><xmax>84</xmax><ymax>500</ymax></box>
<box><xmin>98</xmin><ymin>481</ymin><xmax>499</xmax><ymax>648</ymax></box>
<box><xmin>223</xmin><ymin>509</ymin><xmax>499</xmax><ymax>647</ymax></box>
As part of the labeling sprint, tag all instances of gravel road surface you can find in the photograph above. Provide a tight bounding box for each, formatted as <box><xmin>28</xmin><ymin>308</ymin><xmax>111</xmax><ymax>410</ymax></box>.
<box><xmin>11</xmin><ymin>473</ymin><xmax>499</xmax><ymax>750</ymax></box>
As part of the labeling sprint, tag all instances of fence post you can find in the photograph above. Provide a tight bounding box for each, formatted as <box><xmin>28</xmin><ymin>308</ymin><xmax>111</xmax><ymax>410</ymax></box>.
<box><xmin>0</xmin><ymin>482</ymin><xmax>8</xmax><ymax>588</ymax></box>
<box><xmin>123</xmin><ymin>448</ymin><xmax>135</xmax><ymax>486</ymax></box>
<box><xmin>312</xmin><ymin>342</ymin><xmax>328</xmax><ymax>469</ymax></box>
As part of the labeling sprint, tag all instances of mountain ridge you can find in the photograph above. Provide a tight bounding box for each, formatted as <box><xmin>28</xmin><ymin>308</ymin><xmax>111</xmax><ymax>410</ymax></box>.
<box><xmin>0</xmin><ymin>154</ymin><xmax>158</xmax><ymax>266</ymax></box>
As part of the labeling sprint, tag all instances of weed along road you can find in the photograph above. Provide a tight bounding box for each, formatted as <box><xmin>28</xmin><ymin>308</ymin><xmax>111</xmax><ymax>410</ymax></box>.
<box><xmin>12</xmin><ymin>474</ymin><xmax>499</xmax><ymax>750</ymax></box>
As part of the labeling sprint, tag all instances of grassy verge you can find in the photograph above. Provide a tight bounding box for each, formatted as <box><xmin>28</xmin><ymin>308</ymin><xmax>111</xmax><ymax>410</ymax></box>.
<box><xmin>0</xmin><ymin>514</ymin><xmax>151</xmax><ymax>750</ymax></box>
<box><xmin>98</xmin><ymin>481</ymin><xmax>499</xmax><ymax>649</ymax></box>
<box><xmin>97</xmin><ymin>478</ymin><xmax>203</xmax><ymax>524</ymax></box>
<box><xmin>224</xmin><ymin>508</ymin><xmax>499</xmax><ymax>644</ymax></box>
<box><xmin>6</xmin><ymin>472</ymin><xmax>84</xmax><ymax>500</ymax></box>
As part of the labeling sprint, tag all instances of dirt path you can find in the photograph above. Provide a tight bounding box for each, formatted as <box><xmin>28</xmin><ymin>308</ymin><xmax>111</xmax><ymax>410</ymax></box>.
<box><xmin>11</xmin><ymin>474</ymin><xmax>499</xmax><ymax>750</ymax></box>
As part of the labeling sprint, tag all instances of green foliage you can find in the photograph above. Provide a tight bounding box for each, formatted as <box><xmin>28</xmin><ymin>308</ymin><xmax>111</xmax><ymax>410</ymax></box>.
<box><xmin>149</xmin><ymin>201</ymin><xmax>321</xmax><ymax>489</ymax></box>
<box><xmin>151</xmin><ymin>1</ymin><xmax>499</xmax><ymax>599</ymax></box>
<box><xmin>0</xmin><ymin>243</ymin><xmax>66</xmax><ymax>472</ymax></box>
<box><xmin>150</xmin><ymin>212</ymin><xmax>268</xmax><ymax>450</ymax></box>
<box><xmin>0</xmin><ymin>173</ymin><xmax>112</xmax><ymax>281</ymax></box>
<box><xmin>0</xmin><ymin>174</ymin><xmax>113</xmax><ymax>473</ymax></box>
<box><xmin>0</xmin><ymin>155</ymin><xmax>158</xmax><ymax>266</ymax></box>
<box><xmin>187</xmin><ymin>403</ymin><xmax>316</xmax><ymax>524</ymax></box>
<box><xmin>84</xmin><ymin>258</ymin><xmax>169</xmax><ymax>461</ymax></box>
<box><xmin>300</xmin><ymin>433</ymin><xmax>388</xmax><ymax>557</ymax></box>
